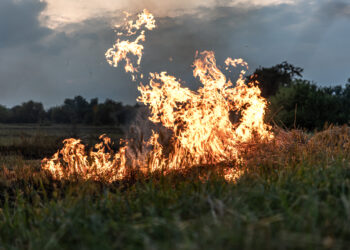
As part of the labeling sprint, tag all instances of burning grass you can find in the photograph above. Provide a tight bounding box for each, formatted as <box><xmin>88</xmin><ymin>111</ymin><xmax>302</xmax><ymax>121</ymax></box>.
<box><xmin>38</xmin><ymin>124</ymin><xmax>350</xmax><ymax>185</ymax></box>
<box><xmin>2</xmin><ymin>9</ymin><xmax>350</xmax><ymax>249</ymax></box>
<box><xmin>1</xmin><ymin>127</ymin><xmax>350</xmax><ymax>249</ymax></box>
<box><xmin>42</xmin><ymin>10</ymin><xmax>274</xmax><ymax>182</ymax></box>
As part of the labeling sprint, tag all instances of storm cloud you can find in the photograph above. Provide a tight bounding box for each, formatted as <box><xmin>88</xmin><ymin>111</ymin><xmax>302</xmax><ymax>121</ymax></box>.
<box><xmin>0</xmin><ymin>0</ymin><xmax>50</xmax><ymax>48</ymax></box>
<box><xmin>0</xmin><ymin>0</ymin><xmax>349</xmax><ymax>107</ymax></box>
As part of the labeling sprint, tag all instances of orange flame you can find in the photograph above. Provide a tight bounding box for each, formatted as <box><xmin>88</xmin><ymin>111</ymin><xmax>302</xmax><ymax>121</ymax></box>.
<box><xmin>42</xmin><ymin>135</ymin><xmax>127</xmax><ymax>182</ymax></box>
<box><xmin>138</xmin><ymin>50</ymin><xmax>272</xmax><ymax>168</ymax></box>
<box><xmin>42</xmin><ymin>10</ymin><xmax>273</xmax><ymax>183</ymax></box>
<box><xmin>105</xmin><ymin>9</ymin><xmax>155</xmax><ymax>81</ymax></box>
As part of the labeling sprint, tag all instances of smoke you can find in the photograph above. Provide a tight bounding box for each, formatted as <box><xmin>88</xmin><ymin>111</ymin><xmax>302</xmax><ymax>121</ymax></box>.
<box><xmin>289</xmin><ymin>0</ymin><xmax>350</xmax><ymax>75</ymax></box>
<box><xmin>320</xmin><ymin>1</ymin><xmax>350</xmax><ymax>19</ymax></box>
<box><xmin>0</xmin><ymin>0</ymin><xmax>50</xmax><ymax>48</ymax></box>
<box><xmin>1</xmin><ymin>0</ymin><xmax>349</xmax><ymax>108</ymax></box>
<box><xmin>40</xmin><ymin>0</ymin><xmax>298</xmax><ymax>29</ymax></box>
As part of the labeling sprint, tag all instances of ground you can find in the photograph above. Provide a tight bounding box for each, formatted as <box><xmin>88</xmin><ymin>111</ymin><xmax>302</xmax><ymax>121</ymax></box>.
<box><xmin>0</xmin><ymin>124</ymin><xmax>350</xmax><ymax>249</ymax></box>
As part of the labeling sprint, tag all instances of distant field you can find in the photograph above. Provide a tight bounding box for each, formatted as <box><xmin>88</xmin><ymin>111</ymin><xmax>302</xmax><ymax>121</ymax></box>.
<box><xmin>0</xmin><ymin>124</ymin><xmax>124</xmax><ymax>159</ymax></box>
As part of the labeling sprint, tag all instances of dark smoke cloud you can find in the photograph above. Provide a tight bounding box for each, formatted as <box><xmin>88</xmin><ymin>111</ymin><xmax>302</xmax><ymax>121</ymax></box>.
<box><xmin>0</xmin><ymin>0</ymin><xmax>50</xmax><ymax>48</ymax></box>
<box><xmin>320</xmin><ymin>1</ymin><xmax>350</xmax><ymax>19</ymax></box>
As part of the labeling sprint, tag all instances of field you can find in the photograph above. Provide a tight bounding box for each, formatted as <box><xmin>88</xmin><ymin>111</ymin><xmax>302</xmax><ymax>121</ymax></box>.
<box><xmin>0</xmin><ymin>124</ymin><xmax>124</xmax><ymax>159</ymax></box>
<box><xmin>1</xmin><ymin>124</ymin><xmax>350</xmax><ymax>249</ymax></box>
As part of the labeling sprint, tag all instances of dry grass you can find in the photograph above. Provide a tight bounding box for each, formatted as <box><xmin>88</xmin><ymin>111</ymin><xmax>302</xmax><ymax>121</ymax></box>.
<box><xmin>1</xmin><ymin>125</ymin><xmax>350</xmax><ymax>249</ymax></box>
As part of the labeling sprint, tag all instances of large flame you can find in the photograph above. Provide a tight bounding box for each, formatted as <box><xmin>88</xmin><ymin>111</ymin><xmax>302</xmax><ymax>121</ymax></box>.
<box><xmin>42</xmin><ymin>10</ymin><xmax>273</xmax><ymax>182</ymax></box>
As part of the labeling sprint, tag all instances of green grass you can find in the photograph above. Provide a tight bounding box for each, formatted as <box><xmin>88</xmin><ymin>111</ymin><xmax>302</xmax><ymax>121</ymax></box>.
<box><xmin>1</xmin><ymin>126</ymin><xmax>350</xmax><ymax>249</ymax></box>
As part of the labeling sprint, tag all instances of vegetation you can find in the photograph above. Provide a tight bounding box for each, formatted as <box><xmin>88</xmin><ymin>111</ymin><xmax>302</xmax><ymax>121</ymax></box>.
<box><xmin>1</xmin><ymin>126</ymin><xmax>350</xmax><ymax>249</ymax></box>
<box><xmin>250</xmin><ymin>63</ymin><xmax>350</xmax><ymax>130</ymax></box>
<box><xmin>0</xmin><ymin>124</ymin><xmax>123</xmax><ymax>159</ymax></box>
<box><xmin>1</xmin><ymin>62</ymin><xmax>349</xmax><ymax>131</ymax></box>
<box><xmin>0</xmin><ymin>97</ymin><xmax>139</xmax><ymax>125</ymax></box>
<box><xmin>268</xmin><ymin>80</ymin><xmax>350</xmax><ymax>129</ymax></box>
<box><xmin>1</xmin><ymin>63</ymin><xmax>350</xmax><ymax>249</ymax></box>
<box><xmin>250</xmin><ymin>61</ymin><xmax>304</xmax><ymax>98</ymax></box>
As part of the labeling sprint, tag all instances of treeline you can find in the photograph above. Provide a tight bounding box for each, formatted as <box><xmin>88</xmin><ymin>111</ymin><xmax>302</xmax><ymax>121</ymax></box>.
<box><xmin>0</xmin><ymin>96</ymin><xmax>139</xmax><ymax>125</ymax></box>
<box><xmin>1</xmin><ymin>63</ymin><xmax>349</xmax><ymax>130</ymax></box>
<box><xmin>251</xmin><ymin>62</ymin><xmax>350</xmax><ymax>130</ymax></box>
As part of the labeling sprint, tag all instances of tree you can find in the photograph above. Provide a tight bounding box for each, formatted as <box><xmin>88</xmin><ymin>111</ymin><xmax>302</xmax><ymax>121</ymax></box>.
<box><xmin>62</xmin><ymin>96</ymin><xmax>90</xmax><ymax>123</ymax></box>
<box><xmin>249</xmin><ymin>62</ymin><xmax>303</xmax><ymax>98</ymax></box>
<box><xmin>10</xmin><ymin>101</ymin><xmax>46</xmax><ymax>123</ymax></box>
<box><xmin>48</xmin><ymin>106</ymin><xmax>70</xmax><ymax>123</ymax></box>
<box><xmin>0</xmin><ymin>105</ymin><xmax>10</xmax><ymax>123</ymax></box>
<box><xmin>93</xmin><ymin>99</ymin><xmax>123</xmax><ymax>125</ymax></box>
<box><xmin>267</xmin><ymin>80</ymin><xmax>347</xmax><ymax>130</ymax></box>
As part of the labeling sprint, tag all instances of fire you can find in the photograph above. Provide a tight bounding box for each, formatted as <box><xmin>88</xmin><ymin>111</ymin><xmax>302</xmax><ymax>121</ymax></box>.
<box><xmin>42</xmin><ymin>135</ymin><xmax>127</xmax><ymax>182</ymax></box>
<box><xmin>42</xmin><ymin>10</ymin><xmax>273</xmax><ymax>183</ymax></box>
<box><xmin>138</xmin><ymin>51</ymin><xmax>271</xmax><ymax>168</ymax></box>
<box><xmin>105</xmin><ymin>9</ymin><xmax>155</xmax><ymax>81</ymax></box>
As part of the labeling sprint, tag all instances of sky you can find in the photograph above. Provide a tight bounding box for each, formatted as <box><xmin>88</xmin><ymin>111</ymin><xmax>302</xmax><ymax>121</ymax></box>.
<box><xmin>0</xmin><ymin>0</ymin><xmax>349</xmax><ymax>108</ymax></box>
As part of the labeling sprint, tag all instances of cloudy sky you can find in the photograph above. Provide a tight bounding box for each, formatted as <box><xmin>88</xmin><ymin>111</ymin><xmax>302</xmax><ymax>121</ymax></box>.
<box><xmin>0</xmin><ymin>0</ymin><xmax>349</xmax><ymax>107</ymax></box>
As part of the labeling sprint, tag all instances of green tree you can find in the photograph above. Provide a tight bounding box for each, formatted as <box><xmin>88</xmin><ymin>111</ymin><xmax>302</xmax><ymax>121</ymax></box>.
<box><xmin>250</xmin><ymin>62</ymin><xmax>303</xmax><ymax>98</ymax></box>
<box><xmin>10</xmin><ymin>101</ymin><xmax>46</xmax><ymax>123</ymax></box>
<box><xmin>93</xmin><ymin>99</ymin><xmax>123</xmax><ymax>125</ymax></box>
<box><xmin>0</xmin><ymin>105</ymin><xmax>10</xmax><ymax>123</ymax></box>
<box><xmin>268</xmin><ymin>80</ymin><xmax>347</xmax><ymax>130</ymax></box>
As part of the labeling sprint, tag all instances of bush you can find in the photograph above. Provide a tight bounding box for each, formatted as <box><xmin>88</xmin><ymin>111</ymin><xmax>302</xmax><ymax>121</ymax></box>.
<box><xmin>268</xmin><ymin>80</ymin><xmax>348</xmax><ymax>130</ymax></box>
